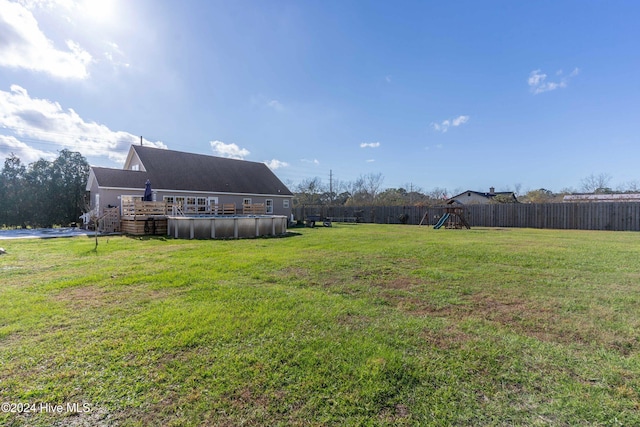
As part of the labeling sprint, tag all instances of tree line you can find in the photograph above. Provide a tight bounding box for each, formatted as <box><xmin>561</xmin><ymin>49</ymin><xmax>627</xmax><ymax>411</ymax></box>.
<box><xmin>293</xmin><ymin>173</ymin><xmax>455</xmax><ymax>207</ymax></box>
<box><xmin>0</xmin><ymin>150</ymin><xmax>90</xmax><ymax>228</ymax></box>
<box><xmin>2</xmin><ymin>150</ymin><xmax>637</xmax><ymax>227</ymax></box>
<box><xmin>292</xmin><ymin>172</ymin><xmax>640</xmax><ymax>207</ymax></box>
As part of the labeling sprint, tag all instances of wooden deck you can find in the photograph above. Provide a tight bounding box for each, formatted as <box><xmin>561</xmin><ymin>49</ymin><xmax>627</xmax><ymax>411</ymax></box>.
<box><xmin>121</xmin><ymin>218</ymin><xmax>168</xmax><ymax>235</ymax></box>
<box><xmin>113</xmin><ymin>198</ymin><xmax>268</xmax><ymax>235</ymax></box>
<box><xmin>120</xmin><ymin>199</ymin><xmax>262</xmax><ymax>219</ymax></box>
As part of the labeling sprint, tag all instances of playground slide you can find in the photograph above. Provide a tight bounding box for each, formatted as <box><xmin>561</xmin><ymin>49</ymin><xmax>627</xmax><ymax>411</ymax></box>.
<box><xmin>433</xmin><ymin>213</ymin><xmax>450</xmax><ymax>229</ymax></box>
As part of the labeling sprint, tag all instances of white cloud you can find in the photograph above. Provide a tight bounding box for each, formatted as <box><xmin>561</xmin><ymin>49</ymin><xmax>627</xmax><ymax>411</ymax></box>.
<box><xmin>0</xmin><ymin>134</ymin><xmax>55</xmax><ymax>163</ymax></box>
<box><xmin>451</xmin><ymin>115</ymin><xmax>469</xmax><ymax>127</ymax></box>
<box><xmin>301</xmin><ymin>158</ymin><xmax>320</xmax><ymax>165</ymax></box>
<box><xmin>366</xmin><ymin>159</ymin><xmax>375</xmax><ymax>163</ymax></box>
<box><xmin>432</xmin><ymin>115</ymin><xmax>469</xmax><ymax>133</ymax></box>
<box><xmin>360</xmin><ymin>142</ymin><xmax>381</xmax><ymax>148</ymax></box>
<box><xmin>0</xmin><ymin>85</ymin><xmax>166</xmax><ymax>163</ymax></box>
<box><xmin>267</xmin><ymin>100</ymin><xmax>284</xmax><ymax>111</ymax></box>
<box><xmin>528</xmin><ymin>68</ymin><xmax>579</xmax><ymax>94</ymax></box>
<box><xmin>264</xmin><ymin>159</ymin><xmax>289</xmax><ymax>170</ymax></box>
<box><xmin>210</xmin><ymin>140</ymin><xmax>250</xmax><ymax>159</ymax></box>
<box><xmin>432</xmin><ymin>120</ymin><xmax>447</xmax><ymax>132</ymax></box>
<box><xmin>385</xmin><ymin>75</ymin><xmax>392</xmax><ymax>83</ymax></box>
<box><xmin>0</xmin><ymin>0</ymin><xmax>92</xmax><ymax>79</ymax></box>
<box><xmin>528</xmin><ymin>70</ymin><xmax>546</xmax><ymax>87</ymax></box>
<box><xmin>103</xmin><ymin>41</ymin><xmax>130</xmax><ymax>69</ymax></box>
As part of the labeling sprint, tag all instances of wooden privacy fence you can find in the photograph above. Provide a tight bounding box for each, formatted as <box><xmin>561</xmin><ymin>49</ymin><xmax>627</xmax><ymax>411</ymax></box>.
<box><xmin>121</xmin><ymin>200</ymin><xmax>167</xmax><ymax>217</ymax></box>
<box><xmin>294</xmin><ymin>203</ymin><xmax>640</xmax><ymax>231</ymax></box>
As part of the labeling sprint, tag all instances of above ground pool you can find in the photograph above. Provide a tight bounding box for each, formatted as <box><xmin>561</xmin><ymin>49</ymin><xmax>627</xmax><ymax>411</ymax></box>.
<box><xmin>167</xmin><ymin>215</ymin><xmax>288</xmax><ymax>239</ymax></box>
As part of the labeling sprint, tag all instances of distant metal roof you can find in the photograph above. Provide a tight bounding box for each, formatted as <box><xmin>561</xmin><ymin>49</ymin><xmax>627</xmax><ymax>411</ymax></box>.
<box><xmin>563</xmin><ymin>193</ymin><xmax>640</xmax><ymax>202</ymax></box>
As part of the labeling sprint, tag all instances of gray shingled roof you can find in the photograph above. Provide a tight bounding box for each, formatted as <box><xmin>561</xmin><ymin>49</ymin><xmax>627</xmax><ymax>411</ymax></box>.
<box><xmin>91</xmin><ymin>167</ymin><xmax>149</xmax><ymax>189</ymax></box>
<box><xmin>92</xmin><ymin>145</ymin><xmax>293</xmax><ymax>196</ymax></box>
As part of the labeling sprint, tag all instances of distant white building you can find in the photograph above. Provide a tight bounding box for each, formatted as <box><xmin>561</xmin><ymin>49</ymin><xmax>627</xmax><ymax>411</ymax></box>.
<box><xmin>563</xmin><ymin>193</ymin><xmax>640</xmax><ymax>203</ymax></box>
<box><xmin>447</xmin><ymin>187</ymin><xmax>518</xmax><ymax>204</ymax></box>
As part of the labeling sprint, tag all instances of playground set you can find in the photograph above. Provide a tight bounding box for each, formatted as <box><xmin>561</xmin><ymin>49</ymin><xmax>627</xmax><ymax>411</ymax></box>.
<box><xmin>420</xmin><ymin>204</ymin><xmax>471</xmax><ymax>229</ymax></box>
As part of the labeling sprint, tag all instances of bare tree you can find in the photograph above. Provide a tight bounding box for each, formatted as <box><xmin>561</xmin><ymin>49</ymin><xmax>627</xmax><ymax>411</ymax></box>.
<box><xmin>294</xmin><ymin>177</ymin><xmax>326</xmax><ymax>206</ymax></box>
<box><xmin>363</xmin><ymin>173</ymin><xmax>384</xmax><ymax>201</ymax></box>
<box><xmin>345</xmin><ymin>173</ymin><xmax>384</xmax><ymax>205</ymax></box>
<box><xmin>617</xmin><ymin>180</ymin><xmax>640</xmax><ymax>193</ymax></box>
<box><xmin>428</xmin><ymin>187</ymin><xmax>449</xmax><ymax>201</ymax></box>
<box><xmin>559</xmin><ymin>187</ymin><xmax>577</xmax><ymax>195</ymax></box>
<box><xmin>82</xmin><ymin>198</ymin><xmax>110</xmax><ymax>251</ymax></box>
<box><xmin>513</xmin><ymin>183</ymin><xmax>522</xmax><ymax>197</ymax></box>
<box><xmin>402</xmin><ymin>183</ymin><xmax>428</xmax><ymax>205</ymax></box>
<box><xmin>580</xmin><ymin>173</ymin><xmax>612</xmax><ymax>193</ymax></box>
<box><xmin>346</xmin><ymin>176</ymin><xmax>367</xmax><ymax>205</ymax></box>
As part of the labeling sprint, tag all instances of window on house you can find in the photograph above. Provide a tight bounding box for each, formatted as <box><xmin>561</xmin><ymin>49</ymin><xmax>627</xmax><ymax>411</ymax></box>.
<box><xmin>283</xmin><ymin>199</ymin><xmax>289</xmax><ymax>208</ymax></box>
<box><xmin>197</xmin><ymin>197</ymin><xmax>207</xmax><ymax>212</ymax></box>
<box><xmin>169</xmin><ymin>196</ymin><xmax>184</xmax><ymax>214</ymax></box>
<box><xmin>131</xmin><ymin>164</ymin><xmax>139</xmax><ymax>171</ymax></box>
<box><xmin>266</xmin><ymin>199</ymin><xmax>273</xmax><ymax>214</ymax></box>
<box><xmin>208</xmin><ymin>197</ymin><xmax>219</xmax><ymax>214</ymax></box>
<box><xmin>185</xmin><ymin>197</ymin><xmax>196</xmax><ymax>213</ymax></box>
<box><xmin>243</xmin><ymin>198</ymin><xmax>252</xmax><ymax>206</ymax></box>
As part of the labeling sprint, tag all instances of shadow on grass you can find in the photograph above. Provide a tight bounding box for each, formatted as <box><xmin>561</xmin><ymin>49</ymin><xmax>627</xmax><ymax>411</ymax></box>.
<box><xmin>122</xmin><ymin>231</ymin><xmax>303</xmax><ymax>241</ymax></box>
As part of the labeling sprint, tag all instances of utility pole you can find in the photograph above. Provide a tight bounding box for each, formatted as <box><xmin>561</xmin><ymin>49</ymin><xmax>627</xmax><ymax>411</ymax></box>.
<box><xmin>410</xmin><ymin>183</ymin><xmax>413</xmax><ymax>205</ymax></box>
<box><xmin>329</xmin><ymin>169</ymin><xmax>333</xmax><ymax>204</ymax></box>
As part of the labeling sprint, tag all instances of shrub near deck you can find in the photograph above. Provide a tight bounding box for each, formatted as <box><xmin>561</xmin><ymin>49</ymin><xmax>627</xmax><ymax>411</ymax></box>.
<box><xmin>0</xmin><ymin>225</ymin><xmax>639</xmax><ymax>426</ymax></box>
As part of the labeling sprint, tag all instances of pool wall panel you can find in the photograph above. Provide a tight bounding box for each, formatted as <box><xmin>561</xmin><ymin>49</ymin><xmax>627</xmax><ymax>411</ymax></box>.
<box><xmin>167</xmin><ymin>216</ymin><xmax>287</xmax><ymax>239</ymax></box>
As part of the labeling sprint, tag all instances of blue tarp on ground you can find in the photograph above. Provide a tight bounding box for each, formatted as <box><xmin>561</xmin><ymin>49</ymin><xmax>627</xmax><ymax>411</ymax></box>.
<box><xmin>0</xmin><ymin>228</ymin><xmax>90</xmax><ymax>240</ymax></box>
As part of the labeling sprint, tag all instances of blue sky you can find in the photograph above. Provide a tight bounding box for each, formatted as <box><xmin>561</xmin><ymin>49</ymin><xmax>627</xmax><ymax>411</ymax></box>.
<box><xmin>1</xmin><ymin>0</ymin><xmax>638</xmax><ymax>195</ymax></box>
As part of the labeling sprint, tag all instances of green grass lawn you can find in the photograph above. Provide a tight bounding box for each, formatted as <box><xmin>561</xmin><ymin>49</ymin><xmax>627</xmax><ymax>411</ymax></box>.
<box><xmin>0</xmin><ymin>225</ymin><xmax>639</xmax><ymax>426</ymax></box>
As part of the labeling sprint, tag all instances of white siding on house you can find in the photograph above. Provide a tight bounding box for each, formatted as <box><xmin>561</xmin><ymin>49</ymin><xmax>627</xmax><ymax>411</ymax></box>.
<box><xmin>449</xmin><ymin>192</ymin><xmax>491</xmax><ymax>204</ymax></box>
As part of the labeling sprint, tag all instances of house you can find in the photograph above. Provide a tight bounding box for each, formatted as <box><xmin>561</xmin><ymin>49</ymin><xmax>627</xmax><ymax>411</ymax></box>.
<box><xmin>447</xmin><ymin>187</ymin><xmax>518</xmax><ymax>204</ymax></box>
<box><xmin>86</xmin><ymin>145</ymin><xmax>294</xmax><ymax>218</ymax></box>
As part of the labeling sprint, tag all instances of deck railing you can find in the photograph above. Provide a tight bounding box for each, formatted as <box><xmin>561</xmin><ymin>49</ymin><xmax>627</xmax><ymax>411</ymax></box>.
<box><xmin>243</xmin><ymin>203</ymin><xmax>265</xmax><ymax>215</ymax></box>
<box><xmin>119</xmin><ymin>198</ymin><xmax>267</xmax><ymax>217</ymax></box>
<box><xmin>100</xmin><ymin>207</ymin><xmax>121</xmax><ymax>232</ymax></box>
<box><xmin>169</xmin><ymin>203</ymin><xmax>237</xmax><ymax>216</ymax></box>
<box><xmin>121</xmin><ymin>200</ymin><xmax>168</xmax><ymax>217</ymax></box>
<box><xmin>220</xmin><ymin>204</ymin><xmax>237</xmax><ymax>215</ymax></box>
